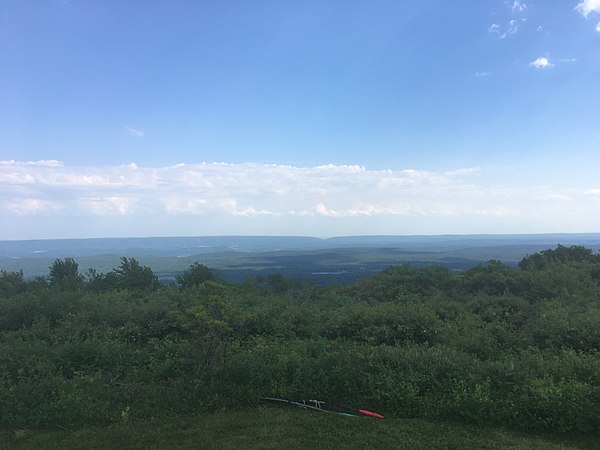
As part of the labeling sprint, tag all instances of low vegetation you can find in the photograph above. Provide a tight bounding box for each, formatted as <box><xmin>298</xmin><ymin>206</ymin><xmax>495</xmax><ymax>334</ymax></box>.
<box><xmin>5</xmin><ymin>409</ymin><xmax>595</xmax><ymax>449</ymax></box>
<box><xmin>1</xmin><ymin>245</ymin><xmax>599</xmax><ymax>441</ymax></box>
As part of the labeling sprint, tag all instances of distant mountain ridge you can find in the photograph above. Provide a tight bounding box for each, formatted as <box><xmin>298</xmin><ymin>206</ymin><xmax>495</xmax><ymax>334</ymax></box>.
<box><xmin>2</xmin><ymin>234</ymin><xmax>600</xmax><ymax>259</ymax></box>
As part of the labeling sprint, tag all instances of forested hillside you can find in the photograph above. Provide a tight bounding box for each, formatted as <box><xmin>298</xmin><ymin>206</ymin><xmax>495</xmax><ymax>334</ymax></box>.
<box><xmin>1</xmin><ymin>245</ymin><xmax>599</xmax><ymax>434</ymax></box>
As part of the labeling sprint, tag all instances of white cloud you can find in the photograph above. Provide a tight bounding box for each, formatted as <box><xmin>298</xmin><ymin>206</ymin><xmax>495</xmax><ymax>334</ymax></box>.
<box><xmin>575</xmin><ymin>0</ymin><xmax>600</xmax><ymax>18</ymax></box>
<box><xmin>79</xmin><ymin>197</ymin><xmax>137</xmax><ymax>215</ymax></box>
<box><xmin>444</xmin><ymin>167</ymin><xmax>481</xmax><ymax>176</ymax></box>
<box><xmin>5</xmin><ymin>198</ymin><xmax>57</xmax><ymax>215</ymax></box>
<box><xmin>488</xmin><ymin>20</ymin><xmax>519</xmax><ymax>38</ymax></box>
<box><xmin>0</xmin><ymin>159</ymin><xmax>63</xmax><ymax>167</ymax></box>
<box><xmin>303</xmin><ymin>202</ymin><xmax>412</xmax><ymax>218</ymax></box>
<box><xmin>125</xmin><ymin>126</ymin><xmax>144</xmax><ymax>138</ymax></box>
<box><xmin>530</xmin><ymin>56</ymin><xmax>554</xmax><ymax>69</ymax></box>
<box><xmin>596</xmin><ymin>21</ymin><xmax>600</xmax><ymax>31</ymax></box>
<box><xmin>489</xmin><ymin>2</ymin><xmax>527</xmax><ymax>38</ymax></box>
<box><xmin>0</xmin><ymin>161</ymin><xmax>479</xmax><ymax>220</ymax></box>
<box><xmin>488</xmin><ymin>23</ymin><xmax>501</xmax><ymax>34</ymax></box>
<box><xmin>3</xmin><ymin>161</ymin><xmax>600</xmax><ymax>237</ymax></box>
<box><xmin>511</xmin><ymin>1</ymin><xmax>527</xmax><ymax>13</ymax></box>
<box><xmin>474</xmin><ymin>71</ymin><xmax>491</xmax><ymax>78</ymax></box>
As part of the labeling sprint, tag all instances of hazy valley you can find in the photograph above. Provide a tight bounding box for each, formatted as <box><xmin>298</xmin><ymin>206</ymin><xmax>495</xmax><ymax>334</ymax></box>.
<box><xmin>3</xmin><ymin>234</ymin><xmax>600</xmax><ymax>285</ymax></box>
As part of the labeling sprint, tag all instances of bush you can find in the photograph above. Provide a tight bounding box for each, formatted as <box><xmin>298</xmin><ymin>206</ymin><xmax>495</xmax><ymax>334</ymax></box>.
<box><xmin>2</xmin><ymin>250</ymin><xmax>600</xmax><ymax>434</ymax></box>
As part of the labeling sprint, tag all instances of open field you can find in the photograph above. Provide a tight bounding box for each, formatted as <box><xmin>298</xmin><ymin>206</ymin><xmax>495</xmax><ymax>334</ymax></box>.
<box><xmin>3</xmin><ymin>408</ymin><xmax>596</xmax><ymax>450</ymax></box>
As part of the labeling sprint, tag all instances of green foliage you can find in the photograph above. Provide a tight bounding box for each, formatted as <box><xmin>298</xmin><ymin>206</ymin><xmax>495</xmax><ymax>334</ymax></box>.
<box><xmin>519</xmin><ymin>244</ymin><xmax>600</xmax><ymax>271</ymax></box>
<box><xmin>113</xmin><ymin>257</ymin><xmax>160</xmax><ymax>291</ymax></box>
<box><xmin>2</xmin><ymin>246</ymin><xmax>600</xmax><ymax>435</ymax></box>
<box><xmin>463</xmin><ymin>260</ymin><xmax>521</xmax><ymax>296</ymax></box>
<box><xmin>323</xmin><ymin>301</ymin><xmax>442</xmax><ymax>346</ymax></box>
<box><xmin>49</xmin><ymin>258</ymin><xmax>84</xmax><ymax>291</ymax></box>
<box><xmin>175</xmin><ymin>262</ymin><xmax>215</xmax><ymax>288</ymax></box>
<box><xmin>0</xmin><ymin>269</ymin><xmax>25</xmax><ymax>297</ymax></box>
<box><xmin>85</xmin><ymin>268</ymin><xmax>119</xmax><ymax>293</ymax></box>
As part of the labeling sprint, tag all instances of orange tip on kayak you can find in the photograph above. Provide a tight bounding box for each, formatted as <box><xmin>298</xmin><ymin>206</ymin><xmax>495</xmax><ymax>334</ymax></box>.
<box><xmin>358</xmin><ymin>409</ymin><xmax>384</xmax><ymax>419</ymax></box>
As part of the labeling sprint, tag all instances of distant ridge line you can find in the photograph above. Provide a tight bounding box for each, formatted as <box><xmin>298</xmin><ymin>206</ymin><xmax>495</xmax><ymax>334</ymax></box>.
<box><xmin>2</xmin><ymin>233</ymin><xmax>600</xmax><ymax>260</ymax></box>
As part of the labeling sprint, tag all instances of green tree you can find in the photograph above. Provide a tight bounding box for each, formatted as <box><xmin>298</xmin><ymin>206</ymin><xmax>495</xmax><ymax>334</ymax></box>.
<box><xmin>48</xmin><ymin>258</ymin><xmax>83</xmax><ymax>291</ymax></box>
<box><xmin>519</xmin><ymin>245</ymin><xmax>599</xmax><ymax>271</ymax></box>
<box><xmin>85</xmin><ymin>268</ymin><xmax>119</xmax><ymax>293</ymax></box>
<box><xmin>0</xmin><ymin>270</ymin><xmax>25</xmax><ymax>297</ymax></box>
<box><xmin>114</xmin><ymin>257</ymin><xmax>160</xmax><ymax>291</ymax></box>
<box><xmin>462</xmin><ymin>260</ymin><xmax>517</xmax><ymax>296</ymax></box>
<box><xmin>176</xmin><ymin>262</ymin><xmax>215</xmax><ymax>289</ymax></box>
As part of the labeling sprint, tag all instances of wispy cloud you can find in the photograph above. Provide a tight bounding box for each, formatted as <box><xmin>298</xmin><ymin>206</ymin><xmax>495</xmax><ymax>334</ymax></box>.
<box><xmin>575</xmin><ymin>0</ymin><xmax>600</xmax><ymax>18</ymax></box>
<box><xmin>489</xmin><ymin>2</ymin><xmax>527</xmax><ymax>38</ymax></box>
<box><xmin>530</xmin><ymin>56</ymin><xmax>554</xmax><ymax>69</ymax></box>
<box><xmin>125</xmin><ymin>126</ymin><xmax>144</xmax><ymax>138</ymax></box>
<box><xmin>489</xmin><ymin>20</ymin><xmax>520</xmax><ymax>39</ymax></box>
<box><xmin>0</xmin><ymin>159</ymin><xmax>63</xmax><ymax>168</ymax></box>
<box><xmin>5</xmin><ymin>198</ymin><xmax>58</xmax><ymax>215</ymax></box>
<box><xmin>2</xmin><ymin>160</ymin><xmax>600</xmax><ymax>238</ymax></box>
<box><xmin>488</xmin><ymin>23</ymin><xmax>501</xmax><ymax>34</ymax></box>
<box><xmin>79</xmin><ymin>197</ymin><xmax>137</xmax><ymax>216</ymax></box>
<box><xmin>511</xmin><ymin>1</ymin><xmax>527</xmax><ymax>13</ymax></box>
<box><xmin>596</xmin><ymin>21</ymin><xmax>600</xmax><ymax>31</ymax></box>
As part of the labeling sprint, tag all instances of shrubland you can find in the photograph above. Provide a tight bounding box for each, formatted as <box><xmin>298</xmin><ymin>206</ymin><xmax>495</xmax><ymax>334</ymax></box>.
<box><xmin>0</xmin><ymin>245</ymin><xmax>599</xmax><ymax>434</ymax></box>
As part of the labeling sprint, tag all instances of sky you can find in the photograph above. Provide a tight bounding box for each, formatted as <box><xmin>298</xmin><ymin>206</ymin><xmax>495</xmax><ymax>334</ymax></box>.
<box><xmin>1</xmin><ymin>0</ymin><xmax>600</xmax><ymax>240</ymax></box>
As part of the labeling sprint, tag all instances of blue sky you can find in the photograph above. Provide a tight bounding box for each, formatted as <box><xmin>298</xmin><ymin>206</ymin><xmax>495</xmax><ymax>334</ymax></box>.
<box><xmin>1</xmin><ymin>0</ymin><xmax>600</xmax><ymax>239</ymax></box>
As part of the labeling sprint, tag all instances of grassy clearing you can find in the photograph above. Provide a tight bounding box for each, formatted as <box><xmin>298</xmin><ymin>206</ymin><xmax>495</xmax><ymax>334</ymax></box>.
<box><xmin>2</xmin><ymin>408</ymin><xmax>595</xmax><ymax>450</ymax></box>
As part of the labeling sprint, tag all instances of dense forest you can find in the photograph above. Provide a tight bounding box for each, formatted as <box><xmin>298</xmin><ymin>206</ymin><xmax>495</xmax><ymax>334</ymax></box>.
<box><xmin>1</xmin><ymin>245</ymin><xmax>599</xmax><ymax>434</ymax></box>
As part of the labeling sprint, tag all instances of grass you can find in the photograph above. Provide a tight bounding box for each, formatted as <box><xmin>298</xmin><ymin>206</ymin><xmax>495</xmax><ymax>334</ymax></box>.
<box><xmin>2</xmin><ymin>408</ymin><xmax>596</xmax><ymax>450</ymax></box>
